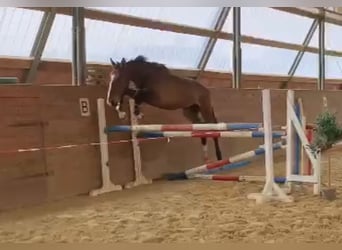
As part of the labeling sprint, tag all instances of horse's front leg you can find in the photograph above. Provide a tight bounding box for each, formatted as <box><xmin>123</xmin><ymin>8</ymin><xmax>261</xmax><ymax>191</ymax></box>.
<box><xmin>115</xmin><ymin>98</ymin><xmax>127</xmax><ymax>119</ymax></box>
<box><xmin>134</xmin><ymin>90</ymin><xmax>151</xmax><ymax>120</ymax></box>
<box><xmin>133</xmin><ymin>101</ymin><xmax>143</xmax><ymax>120</ymax></box>
<box><xmin>114</xmin><ymin>87</ymin><xmax>141</xmax><ymax>120</ymax></box>
<box><xmin>126</xmin><ymin>88</ymin><xmax>145</xmax><ymax>120</ymax></box>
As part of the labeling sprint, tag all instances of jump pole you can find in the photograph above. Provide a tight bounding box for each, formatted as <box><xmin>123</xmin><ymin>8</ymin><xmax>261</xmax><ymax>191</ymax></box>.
<box><xmin>193</xmin><ymin>174</ymin><xmax>286</xmax><ymax>184</ymax></box>
<box><xmin>247</xmin><ymin>89</ymin><xmax>294</xmax><ymax>204</ymax></box>
<box><xmin>105</xmin><ymin>122</ymin><xmax>262</xmax><ymax>133</ymax></box>
<box><xmin>285</xmin><ymin>90</ymin><xmax>321</xmax><ymax>195</ymax></box>
<box><xmin>89</xmin><ymin>98</ymin><xmax>122</xmax><ymax>196</ymax></box>
<box><xmin>137</xmin><ymin>130</ymin><xmax>286</xmax><ymax>139</ymax></box>
<box><xmin>164</xmin><ymin>140</ymin><xmax>286</xmax><ymax>180</ymax></box>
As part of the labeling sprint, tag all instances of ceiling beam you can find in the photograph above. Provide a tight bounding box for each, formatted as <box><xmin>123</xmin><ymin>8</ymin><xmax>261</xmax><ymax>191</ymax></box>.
<box><xmin>21</xmin><ymin>7</ymin><xmax>342</xmax><ymax>58</ymax></box>
<box><xmin>272</xmin><ymin>7</ymin><xmax>342</xmax><ymax>26</ymax></box>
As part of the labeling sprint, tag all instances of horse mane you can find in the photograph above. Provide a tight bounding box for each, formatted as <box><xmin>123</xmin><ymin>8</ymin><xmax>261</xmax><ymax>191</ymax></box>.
<box><xmin>128</xmin><ymin>55</ymin><xmax>169</xmax><ymax>72</ymax></box>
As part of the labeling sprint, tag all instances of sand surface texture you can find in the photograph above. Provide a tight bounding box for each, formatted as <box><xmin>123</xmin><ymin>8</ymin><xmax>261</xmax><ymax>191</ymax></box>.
<box><xmin>0</xmin><ymin>151</ymin><xmax>341</xmax><ymax>243</ymax></box>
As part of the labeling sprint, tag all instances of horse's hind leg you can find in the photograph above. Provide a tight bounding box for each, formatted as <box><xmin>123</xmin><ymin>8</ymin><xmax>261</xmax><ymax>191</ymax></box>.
<box><xmin>182</xmin><ymin>105</ymin><xmax>209</xmax><ymax>163</ymax></box>
<box><xmin>198</xmin><ymin>96</ymin><xmax>223</xmax><ymax>161</ymax></box>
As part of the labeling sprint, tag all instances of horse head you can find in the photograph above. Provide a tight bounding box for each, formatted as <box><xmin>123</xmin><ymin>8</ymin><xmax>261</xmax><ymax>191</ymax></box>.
<box><xmin>106</xmin><ymin>57</ymin><xmax>129</xmax><ymax>107</ymax></box>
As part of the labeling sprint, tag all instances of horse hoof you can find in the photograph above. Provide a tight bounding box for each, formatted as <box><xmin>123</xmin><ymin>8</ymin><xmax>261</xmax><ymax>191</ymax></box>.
<box><xmin>118</xmin><ymin>111</ymin><xmax>126</xmax><ymax>119</ymax></box>
<box><xmin>135</xmin><ymin>113</ymin><xmax>144</xmax><ymax>120</ymax></box>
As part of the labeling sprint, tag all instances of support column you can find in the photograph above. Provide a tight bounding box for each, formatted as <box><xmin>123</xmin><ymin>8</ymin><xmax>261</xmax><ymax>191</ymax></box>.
<box><xmin>72</xmin><ymin>7</ymin><xmax>87</xmax><ymax>86</ymax></box>
<box><xmin>232</xmin><ymin>7</ymin><xmax>242</xmax><ymax>89</ymax></box>
<box><xmin>318</xmin><ymin>9</ymin><xmax>325</xmax><ymax>90</ymax></box>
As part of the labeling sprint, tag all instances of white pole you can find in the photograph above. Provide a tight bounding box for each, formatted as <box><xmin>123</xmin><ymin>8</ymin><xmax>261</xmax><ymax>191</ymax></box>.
<box><xmin>125</xmin><ymin>99</ymin><xmax>152</xmax><ymax>188</ymax></box>
<box><xmin>89</xmin><ymin>98</ymin><xmax>122</xmax><ymax>196</ymax></box>
<box><xmin>286</xmin><ymin>90</ymin><xmax>295</xmax><ymax>193</ymax></box>
<box><xmin>262</xmin><ymin>89</ymin><xmax>275</xmax><ymax>196</ymax></box>
<box><xmin>313</xmin><ymin>151</ymin><xmax>321</xmax><ymax>195</ymax></box>
<box><xmin>247</xmin><ymin>89</ymin><xmax>293</xmax><ymax>204</ymax></box>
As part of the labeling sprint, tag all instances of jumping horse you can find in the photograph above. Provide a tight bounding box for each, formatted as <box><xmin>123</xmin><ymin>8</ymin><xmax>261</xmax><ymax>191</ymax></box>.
<box><xmin>106</xmin><ymin>55</ymin><xmax>223</xmax><ymax>161</ymax></box>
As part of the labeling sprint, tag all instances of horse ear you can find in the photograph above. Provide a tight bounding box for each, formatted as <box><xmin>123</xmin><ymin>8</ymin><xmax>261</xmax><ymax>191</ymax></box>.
<box><xmin>121</xmin><ymin>58</ymin><xmax>126</xmax><ymax>65</ymax></box>
<box><xmin>110</xmin><ymin>58</ymin><xmax>117</xmax><ymax>67</ymax></box>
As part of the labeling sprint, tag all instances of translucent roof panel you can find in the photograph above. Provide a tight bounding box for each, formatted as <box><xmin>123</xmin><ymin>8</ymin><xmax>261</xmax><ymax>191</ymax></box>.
<box><xmin>296</xmin><ymin>54</ymin><xmax>342</xmax><ymax>79</ymax></box>
<box><xmin>293</xmin><ymin>52</ymin><xmax>317</xmax><ymax>77</ymax></box>
<box><xmin>308</xmin><ymin>23</ymin><xmax>342</xmax><ymax>51</ymax></box>
<box><xmin>85</xmin><ymin>19</ymin><xmax>208</xmax><ymax>68</ymax></box>
<box><xmin>206</xmin><ymin>39</ymin><xmax>233</xmax><ymax>72</ymax></box>
<box><xmin>222</xmin><ymin>9</ymin><xmax>233</xmax><ymax>33</ymax></box>
<box><xmin>241</xmin><ymin>43</ymin><xmax>297</xmax><ymax>75</ymax></box>
<box><xmin>0</xmin><ymin>7</ymin><xmax>43</xmax><ymax>57</ymax></box>
<box><xmin>297</xmin><ymin>25</ymin><xmax>342</xmax><ymax>79</ymax></box>
<box><xmin>42</xmin><ymin>14</ymin><xmax>72</xmax><ymax>60</ymax></box>
<box><xmin>88</xmin><ymin>7</ymin><xmax>220</xmax><ymax>29</ymax></box>
<box><xmin>326</xmin><ymin>56</ymin><xmax>342</xmax><ymax>79</ymax></box>
<box><xmin>206</xmin><ymin>41</ymin><xmax>297</xmax><ymax>75</ymax></box>
<box><xmin>301</xmin><ymin>24</ymin><xmax>342</xmax><ymax>79</ymax></box>
<box><xmin>296</xmin><ymin>28</ymin><xmax>318</xmax><ymax>78</ymax></box>
<box><xmin>239</xmin><ymin>8</ymin><xmax>314</xmax><ymax>44</ymax></box>
<box><xmin>326</xmin><ymin>23</ymin><xmax>342</xmax><ymax>51</ymax></box>
<box><xmin>308</xmin><ymin>29</ymin><xmax>319</xmax><ymax>48</ymax></box>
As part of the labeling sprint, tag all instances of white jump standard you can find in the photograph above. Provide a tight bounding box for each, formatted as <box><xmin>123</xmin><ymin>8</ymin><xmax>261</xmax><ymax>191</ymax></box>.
<box><xmin>89</xmin><ymin>98</ymin><xmax>122</xmax><ymax>196</ymax></box>
<box><xmin>285</xmin><ymin>90</ymin><xmax>321</xmax><ymax>195</ymax></box>
<box><xmin>247</xmin><ymin>89</ymin><xmax>294</xmax><ymax>204</ymax></box>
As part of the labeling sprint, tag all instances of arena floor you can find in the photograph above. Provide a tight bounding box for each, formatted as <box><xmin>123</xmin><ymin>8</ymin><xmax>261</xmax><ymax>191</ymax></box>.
<box><xmin>0</xmin><ymin>150</ymin><xmax>342</xmax><ymax>243</ymax></box>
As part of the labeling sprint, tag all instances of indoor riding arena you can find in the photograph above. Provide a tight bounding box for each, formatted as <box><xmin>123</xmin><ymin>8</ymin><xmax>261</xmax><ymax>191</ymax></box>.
<box><xmin>2</xmin><ymin>6</ymin><xmax>342</xmax><ymax>243</ymax></box>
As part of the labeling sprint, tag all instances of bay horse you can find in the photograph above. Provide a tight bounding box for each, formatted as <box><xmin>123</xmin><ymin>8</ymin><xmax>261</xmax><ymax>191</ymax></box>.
<box><xmin>106</xmin><ymin>55</ymin><xmax>223</xmax><ymax>161</ymax></box>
